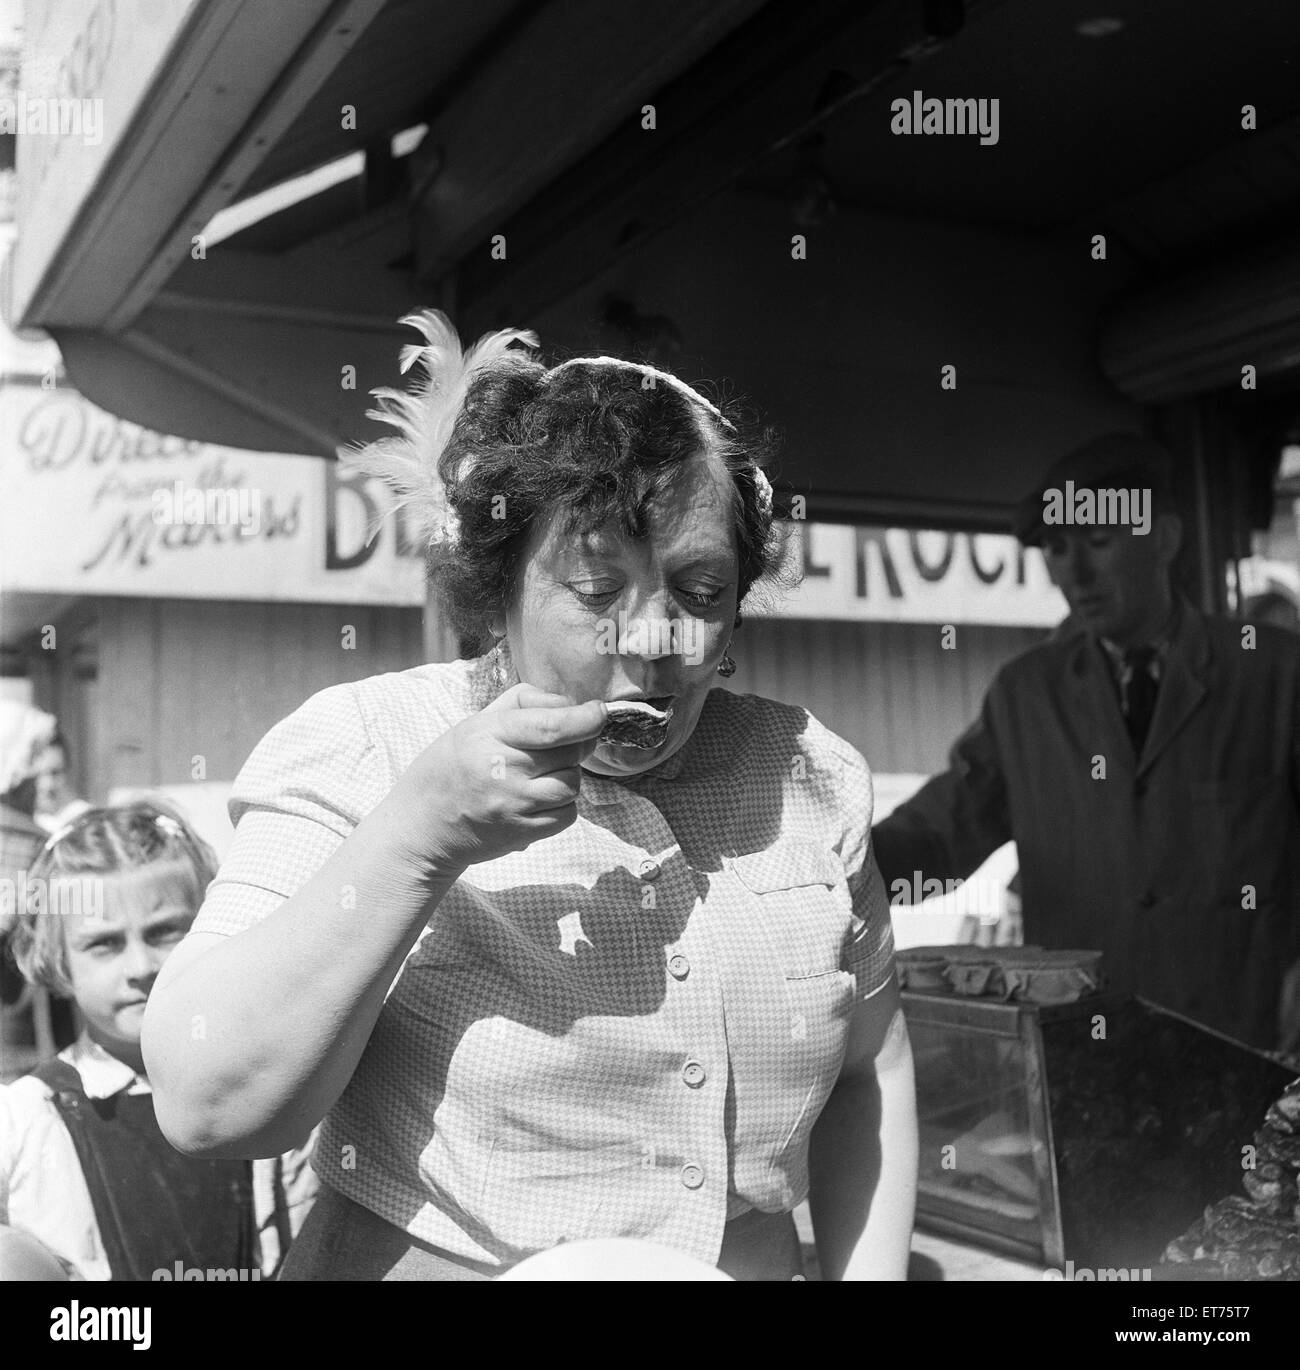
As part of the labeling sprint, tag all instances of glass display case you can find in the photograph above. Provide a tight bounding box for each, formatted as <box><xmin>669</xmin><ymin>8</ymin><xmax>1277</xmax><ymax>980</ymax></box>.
<box><xmin>904</xmin><ymin>990</ymin><xmax>1296</xmax><ymax>1269</ymax></box>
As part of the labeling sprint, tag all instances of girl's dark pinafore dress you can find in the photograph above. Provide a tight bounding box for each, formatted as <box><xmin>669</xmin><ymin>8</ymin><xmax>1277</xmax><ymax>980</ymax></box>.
<box><xmin>33</xmin><ymin>1059</ymin><xmax>254</xmax><ymax>1281</ymax></box>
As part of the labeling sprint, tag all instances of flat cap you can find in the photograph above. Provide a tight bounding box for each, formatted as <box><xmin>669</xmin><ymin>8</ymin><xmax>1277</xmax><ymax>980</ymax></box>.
<box><xmin>1012</xmin><ymin>432</ymin><xmax>1176</xmax><ymax>546</ymax></box>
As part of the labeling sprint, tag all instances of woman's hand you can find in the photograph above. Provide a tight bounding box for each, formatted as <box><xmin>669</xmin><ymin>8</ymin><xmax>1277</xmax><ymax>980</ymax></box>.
<box><xmin>808</xmin><ymin>981</ymin><xmax>918</xmax><ymax>1279</ymax></box>
<box><xmin>0</xmin><ymin>1224</ymin><xmax>72</xmax><ymax>1280</ymax></box>
<box><xmin>144</xmin><ymin>682</ymin><xmax>608</xmax><ymax>1159</ymax></box>
<box><xmin>388</xmin><ymin>684</ymin><xmax>608</xmax><ymax>873</ymax></box>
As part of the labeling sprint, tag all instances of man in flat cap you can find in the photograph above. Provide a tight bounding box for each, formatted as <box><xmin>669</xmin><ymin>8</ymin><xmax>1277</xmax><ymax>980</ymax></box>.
<box><xmin>873</xmin><ymin>433</ymin><xmax>1300</xmax><ymax>1052</ymax></box>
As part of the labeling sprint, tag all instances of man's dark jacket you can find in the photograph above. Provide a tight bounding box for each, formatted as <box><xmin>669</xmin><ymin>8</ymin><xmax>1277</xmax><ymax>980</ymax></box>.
<box><xmin>872</xmin><ymin>605</ymin><xmax>1300</xmax><ymax>1048</ymax></box>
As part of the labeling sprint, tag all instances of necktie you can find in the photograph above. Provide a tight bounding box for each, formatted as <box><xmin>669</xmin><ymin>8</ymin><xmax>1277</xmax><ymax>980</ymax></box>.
<box><xmin>1123</xmin><ymin>646</ymin><xmax>1159</xmax><ymax>753</ymax></box>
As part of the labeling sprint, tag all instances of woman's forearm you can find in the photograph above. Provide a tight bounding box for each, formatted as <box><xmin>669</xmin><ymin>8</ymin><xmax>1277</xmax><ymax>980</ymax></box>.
<box><xmin>808</xmin><ymin>1012</ymin><xmax>918</xmax><ymax>1280</ymax></box>
<box><xmin>839</xmin><ymin>1044</ymin><xmax>918</xmax><ymax>1279</ymax></box>
<box><xmin>142</xmin><ymin>790</ymin><xmax>463</xmax><ymax>1159</ymax></box>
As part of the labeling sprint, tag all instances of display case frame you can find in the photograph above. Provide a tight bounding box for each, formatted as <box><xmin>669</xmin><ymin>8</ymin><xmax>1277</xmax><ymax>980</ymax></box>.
<box><xmin>904</xmin><ymin>989</ymin><xmax>1298</xmax><ymax>1270</ymax></box>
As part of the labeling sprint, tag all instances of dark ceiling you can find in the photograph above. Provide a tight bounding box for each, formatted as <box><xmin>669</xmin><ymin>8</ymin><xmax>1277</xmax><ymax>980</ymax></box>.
<box><xmin>37</xmin><ymin>0</ymin><xmax>1300</xmax><ymax>540</ymax></box>
<box><xmin>237</xmin><ymin>0</ymin><xmax>1300</xmax><ymax>287</ymax></box>
<box><xmin>737</xmin><ymin>0</ymin><xmax>1300</xmax><ymax>277</ymax></box>
<box><xmin>237</xmin><ymin>0</ymin><xmax>526</xmax><ymax>199</ymax></box>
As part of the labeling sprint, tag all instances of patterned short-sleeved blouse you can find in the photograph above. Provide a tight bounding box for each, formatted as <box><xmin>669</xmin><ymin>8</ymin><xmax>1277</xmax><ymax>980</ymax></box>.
<box><xmin>192</xmin><ymin>656</ymin><xmax>895</xmax><ymax>1269</ymax></box>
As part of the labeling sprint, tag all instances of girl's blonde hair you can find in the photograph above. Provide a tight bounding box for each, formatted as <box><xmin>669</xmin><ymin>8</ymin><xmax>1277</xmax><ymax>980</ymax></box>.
<box><xmin>8</xmin><ymin>798</ymin><xmax>217</xmax><ymax>996</ymax></box>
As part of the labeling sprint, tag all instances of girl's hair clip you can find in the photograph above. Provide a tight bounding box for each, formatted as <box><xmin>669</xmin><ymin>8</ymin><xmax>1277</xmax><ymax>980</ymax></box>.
<box><xmin>44</xmin><ymin>808</ymin><xmax>186</xmax><ymax>854</ymax></box>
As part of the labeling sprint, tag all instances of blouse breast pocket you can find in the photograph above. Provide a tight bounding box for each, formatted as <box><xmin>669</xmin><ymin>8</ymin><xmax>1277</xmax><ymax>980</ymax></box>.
<box><xmin>729</xmin><ymin>839</ymin><xmax>851</xmax><ymax>980</ymax></box>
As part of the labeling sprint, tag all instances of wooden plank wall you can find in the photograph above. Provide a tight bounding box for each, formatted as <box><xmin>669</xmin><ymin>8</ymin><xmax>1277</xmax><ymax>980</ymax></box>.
<box><xmin>32</xmin><ymin>598</ymin><xmax>1046</xmax><ymax>803</ymax></box>
<box><xmin>21</xmin><ymin>610</ymin><xmax>100</xmax><ymax>805</ymax></box>
<box><xmin>723</xmin><ymin>617</ymin><xmax>1048</xmax><ymax>774</ymax></box>
<box><xmin>89</xmin><ymin>599</ymin><xmax>424</xmax><ymax>795</ymax></box>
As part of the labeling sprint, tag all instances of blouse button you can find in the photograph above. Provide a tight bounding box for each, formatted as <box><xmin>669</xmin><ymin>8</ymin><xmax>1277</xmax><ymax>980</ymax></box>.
<box><xmin>682</xmin><ymin>1060</ymin><xmax>706</xmax><ymax>1088</ymax></box>
<box><xmin>668</xmin><ymin>953</ymin><xmax>690</xmax><ymax>980</ymax></box>
<box><xmin>680</xmin><ymin>1163</ymin><xmax>705</xmax><ymax>1190</ymax></box>
<box><xmin>638</xmin><ymin>859</ymin><xmax>661</xmax><ymax>881</ymax></box>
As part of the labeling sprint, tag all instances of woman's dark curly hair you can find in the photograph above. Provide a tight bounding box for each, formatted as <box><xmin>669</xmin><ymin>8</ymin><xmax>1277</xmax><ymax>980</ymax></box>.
<box><xmin>430</xmin><ymin>358</ymin><xmax>787</xmax><ymax>653</ymax></box>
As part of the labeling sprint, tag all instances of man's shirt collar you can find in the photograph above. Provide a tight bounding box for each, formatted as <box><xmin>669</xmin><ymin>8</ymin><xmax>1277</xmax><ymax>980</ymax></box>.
<box><xmin>1099</xmin><ymin>599</ymin><xmax>1182</xmax><ymax>681</ymax></box>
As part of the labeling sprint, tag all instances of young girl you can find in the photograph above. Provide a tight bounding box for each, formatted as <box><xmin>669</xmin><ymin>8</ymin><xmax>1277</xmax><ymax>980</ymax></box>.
<box><xmin>0</xmin><ymin>800</ymin><xmax>316</xmax><ymax>1280</ymax></box>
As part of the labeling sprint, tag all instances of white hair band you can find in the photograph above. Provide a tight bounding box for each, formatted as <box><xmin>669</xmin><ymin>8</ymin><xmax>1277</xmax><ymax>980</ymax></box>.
<box><xmin>543</xmin><ymin>356</ymin><xmax>736</xmax><ymax>430</ymax></box>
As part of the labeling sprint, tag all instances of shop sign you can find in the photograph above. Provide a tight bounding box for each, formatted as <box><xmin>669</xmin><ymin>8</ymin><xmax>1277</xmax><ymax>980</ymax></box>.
<box><xmin>0</xmin><ymin>383</ymin><xmax>425</xmax><ymax>606</ymax></box>
<box><xmin>774</xmin><ymin>522</ymin><xmax>1061</xmax><ymax>626</ymax></box>
<box><xmin>2</xmin><ymin>382</ymin><xmax>1065</xmax><ymax>625</ymax></box>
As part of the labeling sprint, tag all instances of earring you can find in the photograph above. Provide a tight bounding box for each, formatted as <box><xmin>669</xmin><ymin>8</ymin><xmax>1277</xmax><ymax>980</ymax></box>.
<box><xmin>718</xmin><ymin>615</ymin><xmax>741</xmax><ymax>676</ymax></box>
<box><xmin>489</xmin><ymin>633</ymin><xmax>512</xmax><ymax>693</ymax></box>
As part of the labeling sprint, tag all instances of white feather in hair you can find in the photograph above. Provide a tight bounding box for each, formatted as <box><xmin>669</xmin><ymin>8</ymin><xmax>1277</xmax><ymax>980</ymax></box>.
<box><xmin>751</xmin><ymin>465</ymin><xmax>774</xmax><ymax>516</ymax></box>
<box><xmin>340</xmin><ymin>309</ymin><xmax>538</xmax><ymax>549</ymax></box>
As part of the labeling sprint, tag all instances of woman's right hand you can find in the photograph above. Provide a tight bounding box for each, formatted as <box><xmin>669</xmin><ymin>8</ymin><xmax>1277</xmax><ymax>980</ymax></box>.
<box><xmin>0</xmin><ymin>1224</ymin><xmax>72</xmax><ymax>1280</ymax></box>
<box><xmin>386</xmin><ymin>684</ymin><xmax>608</xmax><ymax>873</ymax></box>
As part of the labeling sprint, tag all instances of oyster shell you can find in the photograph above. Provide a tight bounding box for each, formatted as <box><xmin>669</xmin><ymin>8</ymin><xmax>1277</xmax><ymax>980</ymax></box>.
<box><xmin>599</xmin><ymin>700</ymin><xmax>673</xmax><ymax>749</ymax></box>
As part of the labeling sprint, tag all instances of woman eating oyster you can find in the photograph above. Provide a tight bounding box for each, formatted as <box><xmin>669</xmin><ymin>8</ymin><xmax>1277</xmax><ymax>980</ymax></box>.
<box><xmin>142</xmin><ymin>313</ymin><xmax>917</xmax><ymax>1280</ymax></box>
